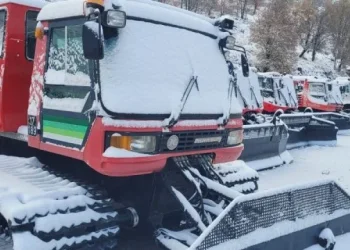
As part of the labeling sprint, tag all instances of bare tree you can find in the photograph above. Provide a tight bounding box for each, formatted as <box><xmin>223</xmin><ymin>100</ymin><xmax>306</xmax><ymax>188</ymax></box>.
<box><xmin>251</xmin><ymin>0</ymin><xmax>297</xmax><ymax>73</ymax></box>
<box><xmin>326</xmin><ymin>0</ymin><xmax>350</xmax><ymax>71</ymax></box>
<box><xmin>252</xmin><ymin>0</ymin><xmax>259</xmax><ymax>15</ymax></box>
<box><xmin>310</xmin><ymin>8</ymin><xmax>328</xmax><ymax>61</ymax></box>
<box><xmin>295</xmin><ymin>0</ymin><xmax>317</xmax><ymax>58</ymax></box>
<box><xmin>238</xmin><ymin>0</ymin><xmax>248</xmax><ymax>18</ymax></box>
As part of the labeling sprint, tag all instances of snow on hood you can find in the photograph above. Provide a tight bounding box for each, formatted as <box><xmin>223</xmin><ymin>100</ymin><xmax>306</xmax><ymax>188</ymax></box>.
<box><xmin>99</xmin><ymin>0</ymin><xmax>241</xmax><ymax>117</ymax></box>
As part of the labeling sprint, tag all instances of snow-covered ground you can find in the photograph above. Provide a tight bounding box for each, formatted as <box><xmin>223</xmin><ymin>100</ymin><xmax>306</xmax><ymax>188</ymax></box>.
<box><xmin>259</xmin><ymin>133</ymin><xmax>350</xmax><ymax>192</ymax></box>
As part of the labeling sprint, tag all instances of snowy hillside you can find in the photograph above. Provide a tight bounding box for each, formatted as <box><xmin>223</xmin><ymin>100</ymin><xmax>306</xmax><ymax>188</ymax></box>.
<box><xmin>230</xmin><ymin>13</ymin><xmax>348</xmax><ymax>79</ymax></box>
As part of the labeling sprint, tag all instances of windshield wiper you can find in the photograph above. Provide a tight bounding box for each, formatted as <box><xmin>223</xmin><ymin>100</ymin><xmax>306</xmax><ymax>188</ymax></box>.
<box><xmin>218</xmin><ymin>69</ymin><xmax>236</xmax><ymax>127</ymax></box>
<box><xmin>163</xmin><ymin>75</ymin><xmax>199</xmax><ymax>128</ymax></box>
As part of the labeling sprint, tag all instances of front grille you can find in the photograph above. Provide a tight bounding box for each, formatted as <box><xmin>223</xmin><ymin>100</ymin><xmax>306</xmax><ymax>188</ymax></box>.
<box><xmin>297</xmin><ymin>94</ymin><xmax>303</xmax><ymax>106</ymax></box>
<box><xmin>159</xmin><ymin>130</ymin><xmax>229</xmax><ymax>153</ymax></box>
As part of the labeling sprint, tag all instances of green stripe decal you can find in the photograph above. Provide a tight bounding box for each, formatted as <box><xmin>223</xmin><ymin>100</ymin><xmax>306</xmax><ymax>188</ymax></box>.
<box><xmin>43</xmin><ymin>126</ymin><xmax>86</xmax><ymax>139</ymax></box>
<box><xmin>44</xmin><ymin>120</ymin><xmax>87</xmax><ymax>133</ymax></box>
<box><xmin>44</xmin><ymin>114</ymin><xmax>89</xmax><ymax>126</ymax></box>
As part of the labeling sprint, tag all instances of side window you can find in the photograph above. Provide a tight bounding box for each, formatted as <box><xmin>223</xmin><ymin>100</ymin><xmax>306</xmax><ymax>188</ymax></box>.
<box><xmin>0</xmin><ymin>10</ymin><xmax>6</xmax><ymax>58</ymax></box>
<box><xmin>26</xmin><ymin>11</ymin><xmax>38</xmax><ymax>60</ymax></box>
<box><xmin>46</xmin><ymin>25</ymin><xmax>90</xmax><ymax>86</ymax></box>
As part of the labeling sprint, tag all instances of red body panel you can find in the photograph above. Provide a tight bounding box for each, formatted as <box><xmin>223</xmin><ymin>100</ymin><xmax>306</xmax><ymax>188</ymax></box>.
<box><xmin>263</xmin><ymin>101</ymin><xmax>294</xmax><ymax>113</ymax></box>
<box><xmin>0</xmin><ymin>3</ymin><xmax>40</xmax><ymax>132</ymax></box>
<box><xmin>294</xmin><ymin>80</ymin><xmax>336</xmax><ymax>112</ymax></box>
<box><xmin>29</xmin><ymin>117</ymin><xmax>244</xmax><ymax>176</ymax></box>
<box><xmin>26</xmin><ymin>20</ymin><xmax>244</xmax><ymax>177</ymax></box>
<box><xmin>242</xmin><ymin>107</ymin><xmax>263</xmax><ymax>115</ymax></box>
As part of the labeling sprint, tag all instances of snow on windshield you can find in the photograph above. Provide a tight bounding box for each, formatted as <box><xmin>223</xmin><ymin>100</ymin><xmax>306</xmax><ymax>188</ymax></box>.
<box><xmin>99</xmin><ymin>20</ymin><xmax>241</xmax><ymax>117</ymax></box>
<box><xmin>309</xmin><ymin>82</ymin><xmax>326</xmax><ymax>97</ymax></box>
<box><xmin>236</xmin><ymin>69</ymin><xmax>263</xmax><ymax>110</ymax></box>
<box><xmin>279</xmin><ymin>76</ymin><xmax>298</xmax><ymax>108</ymax></box>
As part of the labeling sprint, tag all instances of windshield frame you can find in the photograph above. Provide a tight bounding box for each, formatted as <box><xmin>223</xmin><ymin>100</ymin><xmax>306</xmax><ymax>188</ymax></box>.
<box><xmin>308</xmin><ymin>81</ymin><xmax>327</xmax><ymax>98</ymax></box>
<box><xmin>96</xmin><ymin>16</ymin><xmax>241</xmax><ymax>120</ymax></box>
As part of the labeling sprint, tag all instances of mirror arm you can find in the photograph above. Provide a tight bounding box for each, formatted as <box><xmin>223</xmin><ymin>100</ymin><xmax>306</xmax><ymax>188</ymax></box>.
<box><xmin>232</xmin><ymin>45</ymin><xmax>248</xmax><ymax>58</ymax></box>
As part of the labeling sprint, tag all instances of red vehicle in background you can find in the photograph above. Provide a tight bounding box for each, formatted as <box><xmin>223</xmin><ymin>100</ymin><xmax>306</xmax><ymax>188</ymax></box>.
<box><xmin>258</xmin><ymin>72</ymin><xmax>298</xmax><ymax>114</ymax></box>
<box><xmin>293</xmin><ymin>76</ymin><xmax>337</xmax><ymax>112</ymax></box>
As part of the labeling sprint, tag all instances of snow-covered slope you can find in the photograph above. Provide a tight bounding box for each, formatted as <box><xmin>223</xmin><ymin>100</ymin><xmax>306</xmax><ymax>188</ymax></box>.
<box><xmin>229</xmin><ymin>14</ymin><xmax>347</xmax><ymax>79</ymax></box>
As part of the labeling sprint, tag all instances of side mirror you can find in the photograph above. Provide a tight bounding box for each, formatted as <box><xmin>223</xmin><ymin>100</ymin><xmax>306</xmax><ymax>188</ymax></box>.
<box><xmin>241</xmin><ymin>54</ymin><xmax>249</xmax><ymax>77</ymax></box>
<box><xmin>222</xmin><ymin>36</ymin><xmax>235</xmax><ymax>50</ymax></box>
<box><xmin>82</xmin><ymin>21</ymin><xmax>104</xmax><ymax>60</ymax></box>
<box><xmin>328</xmin><ymin>84</ymin><xmax>332</xmax><ymax>91</ymax></box>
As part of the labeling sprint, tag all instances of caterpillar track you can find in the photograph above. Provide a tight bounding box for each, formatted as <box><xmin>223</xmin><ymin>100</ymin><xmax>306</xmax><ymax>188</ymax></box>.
<box><xmin>0</xmin><ymin>156</ymin><xmax>137</xmax><ymax>250</ymax></box>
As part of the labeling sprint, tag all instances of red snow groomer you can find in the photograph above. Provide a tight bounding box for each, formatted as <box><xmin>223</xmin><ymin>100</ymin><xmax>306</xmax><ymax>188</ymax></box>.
<box><xmin>0</xmin><ymin>0</ymin><xmax>349</xmax><ymax>250</ymax></box>
<box><xmin>293</xmin><ymin>76</ymin><xmax>335</xmax><ymax>112</ymax></box>
<box><xmin>293</xmin><ymin>75</ymin><xmax>350</xmax><ymax>130</ymax></box>
<box><xmin>225</xmin><ymin>56</ymin><xmax>292</xmax><ymax>171</ymax></box>
<box><xmin>254</xmin><ymin>72</ymin><xmax>338</xmax><ymax>149</ymax></box>
<box><xmin>258</xmin><ymin>72</ymin><xmax>298</xmax><ymax>114</ymax></box>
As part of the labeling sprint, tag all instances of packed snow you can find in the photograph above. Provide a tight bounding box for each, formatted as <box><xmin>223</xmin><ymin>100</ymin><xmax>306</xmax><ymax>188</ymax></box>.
<box><xmin>259</xmin><ymin>134</ymin><xmax>350</xmax><ymax>192</ymax></box>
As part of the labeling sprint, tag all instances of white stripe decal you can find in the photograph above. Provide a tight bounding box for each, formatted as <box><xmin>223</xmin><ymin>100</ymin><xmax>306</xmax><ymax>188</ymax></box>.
<box><xmin>43</xmin><ymin>132</ymin><xmax>83</xmax><ymax>145</ymax></box>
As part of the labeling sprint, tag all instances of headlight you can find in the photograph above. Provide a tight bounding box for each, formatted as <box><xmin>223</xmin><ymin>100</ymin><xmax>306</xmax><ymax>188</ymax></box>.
<box><xmin>227</xmin><ymin>130</ymin><xmax>243</xmax><ymax>145</ymax></box>
<box><xmin>105</xmin><ymin>10</ymin><xmax>126</xmax><ymax>28</ymax></box>
<box><xmin>110</xmin><ymin>134</ymin><xmax>157</xmax><ymax>153</ymax></box>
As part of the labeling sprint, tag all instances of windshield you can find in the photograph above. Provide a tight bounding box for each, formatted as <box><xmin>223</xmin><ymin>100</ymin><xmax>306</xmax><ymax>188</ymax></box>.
<box><xmin>258</xmin><ymin>77</ymin><xmax>274</xmax><ymax>98</ymax></box>
<box><xmin>340</xmin><ymin>85</ymin><xmax>350</xmax><ymax>95</ymax></box>
<box><xmin>99</xmin><ymin>19</ymin><xmax>241</xmax><ymax>118</ymax></box>
<box><xmin>309</xmin><ymin>82</ymin><xmax>326</xmax><ymax>99</ymax></box>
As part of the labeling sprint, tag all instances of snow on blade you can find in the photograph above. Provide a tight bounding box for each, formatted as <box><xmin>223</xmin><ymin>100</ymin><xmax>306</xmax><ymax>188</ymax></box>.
<box><xmin>204</xmin><ymin>210</ymin><xmax>349</xmax><ymax>250</ymax></box>
<box><xmin>189</xmin><ymin>179</ymin><xmax>350</xmax><ymax>250</ymax></box>
<box><xmin>213</xmin><ymin>160</ymin><xmax>259</xmax><ymax>182</ymax></box>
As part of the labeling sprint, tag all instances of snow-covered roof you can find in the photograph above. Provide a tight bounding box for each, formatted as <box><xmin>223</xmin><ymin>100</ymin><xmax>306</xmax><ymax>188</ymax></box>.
<box><xmin>258</xmin><ymin>72</ymin><xmax>282</xmax><ymax>78</ymax></box>
<box><xmin>331</xmin><ymin>77</ymin><xmax>350</xmax><ymax>86</ymax></box>
<box><xmin>38</xmin><ymin>0</ymin><xmax>218</xmax><ymax>38</ymax></box>
<box><xmin>0</xmin><ymin>0</ymin><xmax>46</xmax><ymax>8</ymax></box>
<box><xmin>293</xmin><ymin>75</ymin><xmax>328</xmax><ymax>83</ymax></box>
<box><xmin>37</xmin><ymin>0</ymin><xmax>85</xmax><ymax>21</ymax></box>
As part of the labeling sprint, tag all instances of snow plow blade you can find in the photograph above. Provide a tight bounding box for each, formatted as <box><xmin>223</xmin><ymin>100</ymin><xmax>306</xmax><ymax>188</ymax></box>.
<box><xmin>312</xmin><ymin>112</ymin><xmax>350</xmax><ymax>130</ymax></box>
<box><xmin>280</xmin><ymin>114</ymin><xmax>338</xmax><ymax>149</ymax></box>
<box><xmin>239</xmin><ymin>123</ymin><xmax>292</xmax><ymax>171</ymax></box>
<box><xmin>189</xmin><ymin>180</ymin><xmax>350</xmax><ymax>250</ymax></box>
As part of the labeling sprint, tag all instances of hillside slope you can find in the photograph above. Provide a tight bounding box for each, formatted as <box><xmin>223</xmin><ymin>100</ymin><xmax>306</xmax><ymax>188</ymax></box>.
<box><xmin>229</xmin><ymin>13</ymin><xmax>348</xmax><ymax>79</ymax></box>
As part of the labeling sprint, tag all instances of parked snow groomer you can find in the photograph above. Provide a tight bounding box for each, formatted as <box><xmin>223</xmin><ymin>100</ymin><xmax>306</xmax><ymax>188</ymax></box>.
<box><xmin>293</xmin><ymin>75</ymin><xmax>350</xmax><ymax>131</ymax></box>
<box><xmin>335</xmin><ymin>77</ymin><xmax>350</xmax><ymax>113</ymax></box>
<box><xmin>256</xmin><ymin>73</ymin><xmax>338</xmax><ymax>149</ymax></box>
<box><xmin>225</xmin><ymin>48</ymin><xmax>292</xmax><ymax>171</ymax></box>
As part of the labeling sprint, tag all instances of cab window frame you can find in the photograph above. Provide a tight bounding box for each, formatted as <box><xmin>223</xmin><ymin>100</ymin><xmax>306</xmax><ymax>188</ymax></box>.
<box><xmin>25</xmin><ymin>10</ymin><xmax>39</xmax><ymax>61</ymax></box>
<box><xmin>0</xmin><ymin>9</ymin><xmax>7</xmax><ymax>59</ymax></box>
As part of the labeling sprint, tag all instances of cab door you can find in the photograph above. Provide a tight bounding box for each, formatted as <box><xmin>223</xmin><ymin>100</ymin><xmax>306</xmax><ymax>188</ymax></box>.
<box><xmin>41</xmin><ymin>20</ymin><xmax>95</xmax><ymax>149</ymax></box>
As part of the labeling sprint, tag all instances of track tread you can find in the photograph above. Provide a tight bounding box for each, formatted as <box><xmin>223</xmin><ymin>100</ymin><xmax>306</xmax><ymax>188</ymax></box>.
<box><xmin>0</xmin><ymin>156</ymin><xmax>121</xmax><ymax>250</ymax></box>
